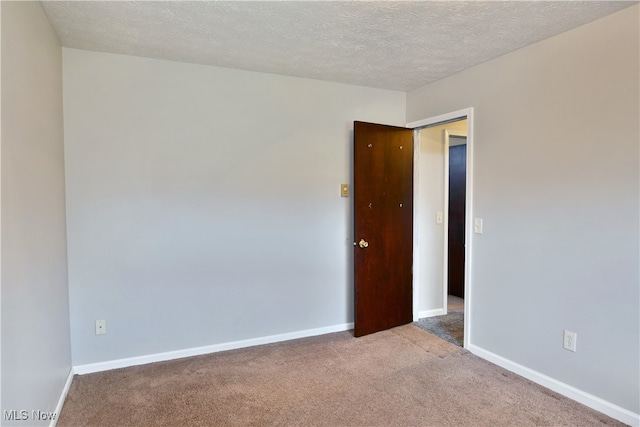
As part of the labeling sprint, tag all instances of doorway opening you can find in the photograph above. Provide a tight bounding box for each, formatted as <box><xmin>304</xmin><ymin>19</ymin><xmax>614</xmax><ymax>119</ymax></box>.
<box><xmin>446</xmin><ymin>131</ymin><xmax>467</xmax><ymax>303</ymax></box>
<box><xmin>408</xmin><ymin>108</ymin><xmax>473</xmax><ymax>348</ymax></box>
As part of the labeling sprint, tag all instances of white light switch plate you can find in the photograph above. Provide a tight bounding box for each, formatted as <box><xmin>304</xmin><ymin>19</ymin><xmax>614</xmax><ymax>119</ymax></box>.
<box><xmin>474</xmin><ymin>218</ymin><xmax>483</xmax><ymax>234</ymax></box>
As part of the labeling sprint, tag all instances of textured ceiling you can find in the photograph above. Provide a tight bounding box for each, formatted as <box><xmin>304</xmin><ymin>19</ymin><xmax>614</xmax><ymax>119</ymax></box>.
<box><xmin>41</xmin><ymin>1</ymin><xmax>635</xmax><ymax>91</ymax></box>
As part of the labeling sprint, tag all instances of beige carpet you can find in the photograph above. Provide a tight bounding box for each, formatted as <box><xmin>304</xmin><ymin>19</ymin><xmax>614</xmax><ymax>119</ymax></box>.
<box><xmin>59</xmin><ymin>325</ymin><xmax>623</xmax><ymax>426</ymax></box>
<box><xmin>448</xmin><ymin>295</ymin><xmax>464</xmax><ymax>311</ymax></box>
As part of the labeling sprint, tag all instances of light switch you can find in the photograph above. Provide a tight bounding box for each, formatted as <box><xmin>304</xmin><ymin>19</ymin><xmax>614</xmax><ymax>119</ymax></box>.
<box><xmin>474</xmin><ymin>218</ymin><xmax>483</xmax><ymax>234</ymax></box>
<box><xmin>341</xmin><ymin>184</ymin><xmax>349</xmax><ymax>197</ymax></box>
<box><xmin>436</xmin><ymin>211</ymin><xmax>443</xmax><ymax>224</ymax></box>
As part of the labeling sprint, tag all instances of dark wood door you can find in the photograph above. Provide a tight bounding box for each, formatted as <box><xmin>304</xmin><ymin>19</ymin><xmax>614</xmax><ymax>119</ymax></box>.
<box><xmin>448</xmin><ymin>143</ymin><xmax>466</xmax><ymax>298</ymax></box>
<box><xmin>353</xmin><ymin>121</ymin><xmax>414</xmax><ymax>337</ymax></box>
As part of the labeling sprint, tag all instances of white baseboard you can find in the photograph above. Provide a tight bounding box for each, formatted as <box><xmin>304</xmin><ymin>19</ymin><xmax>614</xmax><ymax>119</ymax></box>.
<box><xmin>74</xmin><ymin>322</ymin><xmax>354</xmax><ymax>375</ymax></box>
<box><xmin>468</xmin><ymin>344</ymin><xmax>640</xmax><ymax>427</ymax></box>
<box><xmin>418</xmin><ymin>308</ymin><xmax>445</xmax><ymax>319</ymax></box>
<box><xmin>50</xmin><ymin>368</ymin><xmax>74</xmax><ymax>427</ymax></box>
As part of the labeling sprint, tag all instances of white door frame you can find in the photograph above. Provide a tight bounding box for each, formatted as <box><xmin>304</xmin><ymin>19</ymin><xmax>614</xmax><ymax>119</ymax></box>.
<box><xmin>407</xmin><ymin>107</ymin><xmax>474</xmax><ymax>349</ymax></box>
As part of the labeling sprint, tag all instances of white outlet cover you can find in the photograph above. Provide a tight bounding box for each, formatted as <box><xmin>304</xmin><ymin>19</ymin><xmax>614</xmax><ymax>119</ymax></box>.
<box><xmin>96</xmin><ymin>319</ymin><xmax>107</xmax><ymax>335</ymax></box>
<box><xmin>563</xmin><ymin>330</ymin><xmax>577</xmax><ymax>352</ymax></box>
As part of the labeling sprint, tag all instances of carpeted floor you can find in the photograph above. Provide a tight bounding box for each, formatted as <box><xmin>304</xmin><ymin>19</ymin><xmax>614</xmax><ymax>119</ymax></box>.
<box><xmin>58</xmin><ymin>325</ymin><xmax>624</xmax><ymax>426</ymax></box>
<box><xmin>414</xmin><ymin>310</ymin><xmax>464</xmax><ymax>347</ymax></box>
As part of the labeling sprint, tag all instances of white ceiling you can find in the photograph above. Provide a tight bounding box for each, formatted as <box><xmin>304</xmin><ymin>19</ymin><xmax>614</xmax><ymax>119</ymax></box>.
<box><xmin>41</xmin><ymin>1</ymin><xmax>635</xmax><ymax>91</ymax></box>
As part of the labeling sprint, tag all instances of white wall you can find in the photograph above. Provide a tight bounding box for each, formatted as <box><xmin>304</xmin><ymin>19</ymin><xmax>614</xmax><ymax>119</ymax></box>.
<box><xmin>62</xmin><ymin>48</ymin><xmax>406</xmax><ymax>365</ymax></box>
<box><xmin>407</xmin><ymin>5</ymin><xmax>639</xmax><ymax>416</ymax></box>
<box><xmin>1</xmin><ymin>1</ymin><xmax>72</xmax><ymax>425</ymax></box>
<box><xmin>416</xmin><ymin>120</ymin><xmax>466</xmax><ymax>317</ymax></box>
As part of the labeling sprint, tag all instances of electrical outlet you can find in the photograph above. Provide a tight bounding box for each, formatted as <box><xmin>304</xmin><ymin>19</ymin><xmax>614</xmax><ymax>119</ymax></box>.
<box><xmin>96</xmin><ymin>319</ymin><xmax>107</xmax><ymax>335</ymax></box>
<box><xmin>563</xmin><ymin>330</ymin><xmax>576</xmax><ymax>352</ymax></box>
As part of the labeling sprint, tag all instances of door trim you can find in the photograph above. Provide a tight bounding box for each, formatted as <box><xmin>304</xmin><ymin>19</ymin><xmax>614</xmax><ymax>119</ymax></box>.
<box><xmin>407</xmin><ymin>108</ymin><xmax>474</xmax><ymax>349</ymax></box>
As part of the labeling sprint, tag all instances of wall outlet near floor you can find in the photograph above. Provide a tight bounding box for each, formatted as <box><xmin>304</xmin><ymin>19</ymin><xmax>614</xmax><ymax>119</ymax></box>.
<box><xmin>96</xmin><ymin>319</ymin><xmax>107</xmax><ymax>335</ymax></box>
<box><xmin>563</xmin><ymin>330</ymin><xmax>577</xmax><ymax>352</ymax></box>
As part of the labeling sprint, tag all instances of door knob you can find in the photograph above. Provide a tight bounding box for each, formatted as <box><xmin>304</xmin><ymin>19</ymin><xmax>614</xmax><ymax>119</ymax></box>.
<box><xmin>358</xmin><ymin>239</ymin><xmax>369</xmax><ymax>248</ymax></box>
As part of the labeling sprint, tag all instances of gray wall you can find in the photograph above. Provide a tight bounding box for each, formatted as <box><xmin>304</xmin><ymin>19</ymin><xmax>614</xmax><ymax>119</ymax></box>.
<box><xmin>1</xmin><ymin>1</ymin><xmax>72</xmax><ymax>425</ymax></box>
<box><xmin>62</xmin><ymin>48</ymin><xmax>406</xmax><ymax>365</ymax></box>
<box><xmin>407</xmin><ymin>5</ymin><xmax>639</xmax><ymax>414</ymax></box>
